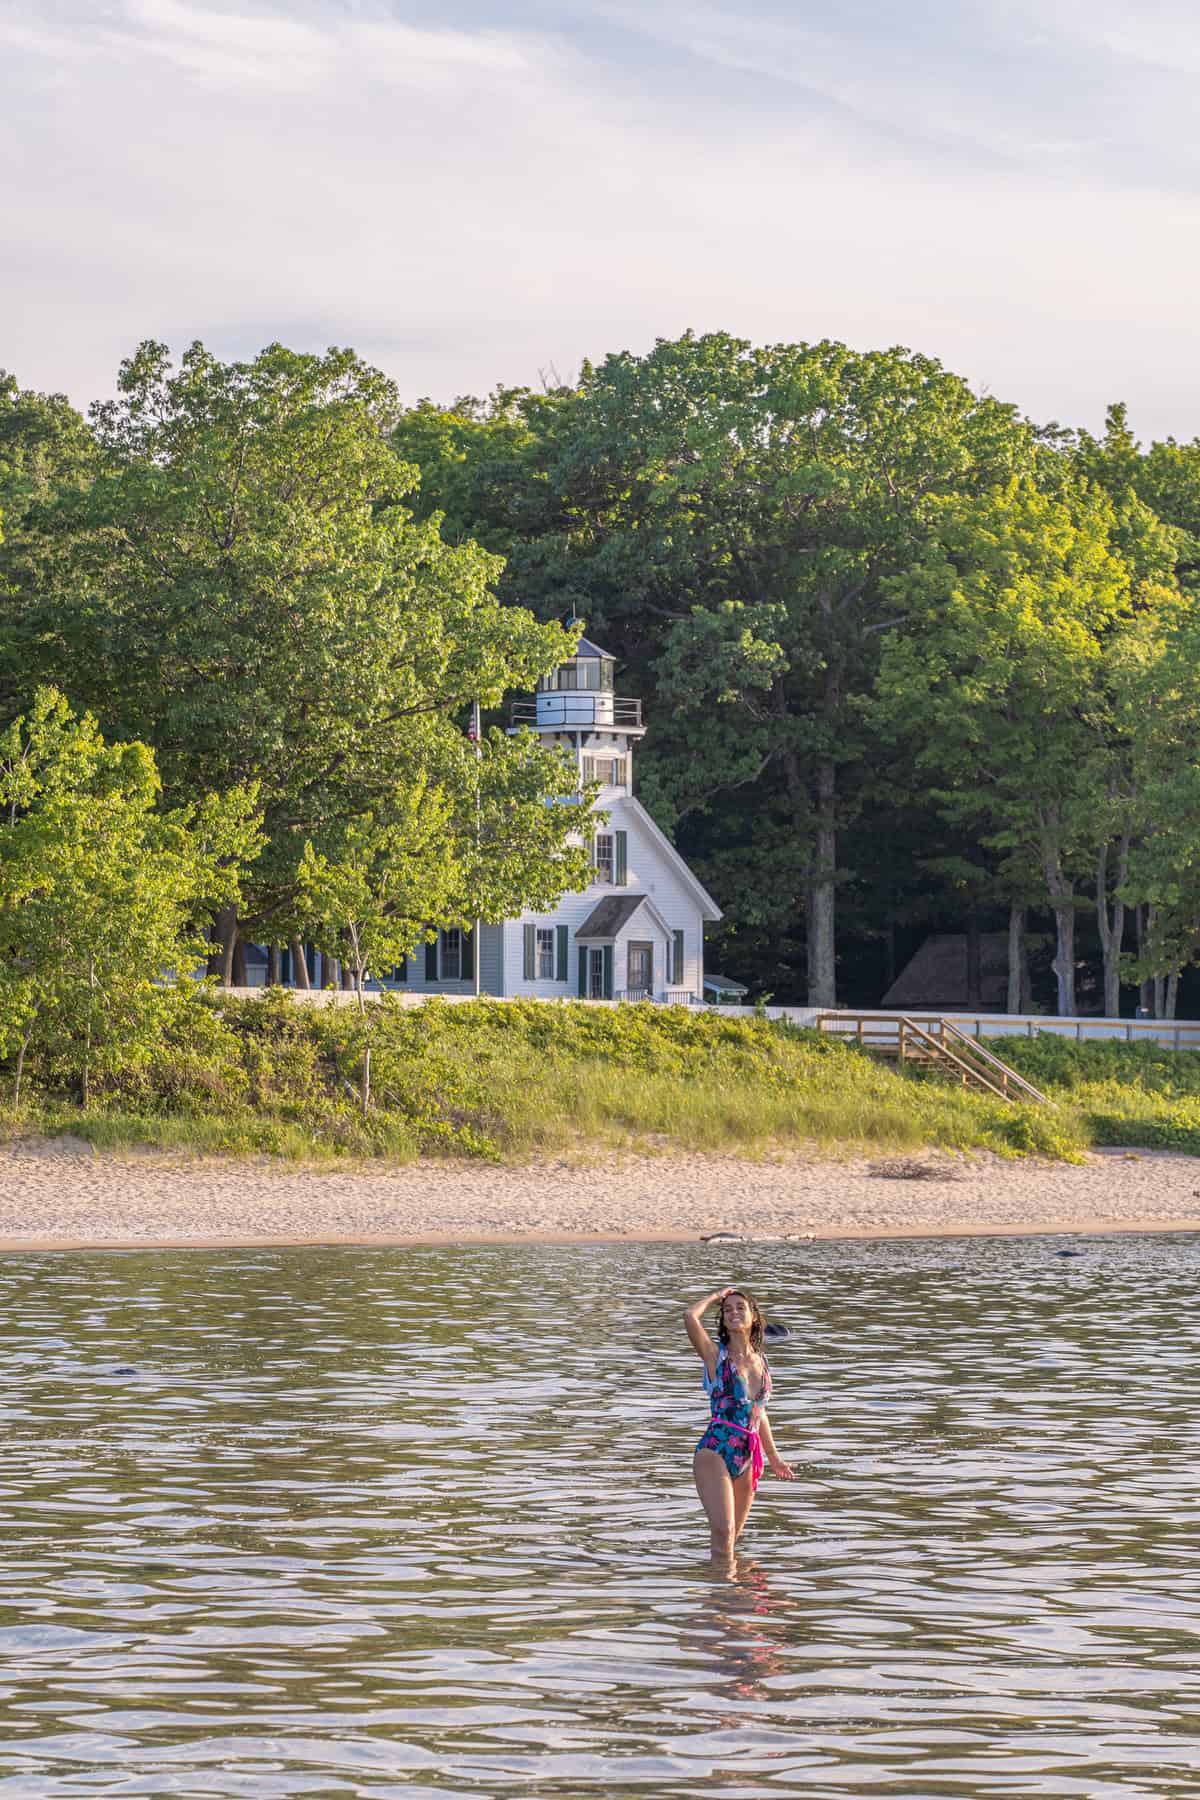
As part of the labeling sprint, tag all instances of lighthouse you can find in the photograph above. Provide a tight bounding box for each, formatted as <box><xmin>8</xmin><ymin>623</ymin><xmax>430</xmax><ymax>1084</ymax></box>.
<box><xmin>496</xmin><ymin>629</ymin><xmax>720</xmax><ymax>1002</ymax></box>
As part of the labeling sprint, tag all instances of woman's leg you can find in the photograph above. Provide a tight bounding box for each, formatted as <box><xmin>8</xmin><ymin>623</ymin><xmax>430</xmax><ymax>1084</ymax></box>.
<box><xmin>731</xmin><ymin>1466</ymin><xmax>756</xmax><ymax>1542</ymax></box>
<box><xmin>693</xmin><ymin>1447</ymin><xmax>736</xmax><ymax>1561</ymax></box>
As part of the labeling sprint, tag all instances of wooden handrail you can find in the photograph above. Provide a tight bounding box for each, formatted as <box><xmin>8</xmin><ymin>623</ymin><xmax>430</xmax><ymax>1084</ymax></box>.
<box><xmin>894</xmin><ymin>1015</ymin><xmax>1019</xmax><ymax>1104</ymax></box>
<box><xmin>939</xmin><ymin>1018</ymin><xmax>1050</xmax><ymax>1105</ymax></box>
<box><xmin>815</xmin><ymin>1010</ymin><xmax>1048</xmax><ymax>1106</ymax></box>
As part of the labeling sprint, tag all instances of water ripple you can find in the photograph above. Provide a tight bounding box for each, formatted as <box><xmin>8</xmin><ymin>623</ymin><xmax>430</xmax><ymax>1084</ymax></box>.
<box><xmin>1</xmin><ymin>1237</ymin><xmax>1199</xmax><ymax>1793</ymax></box>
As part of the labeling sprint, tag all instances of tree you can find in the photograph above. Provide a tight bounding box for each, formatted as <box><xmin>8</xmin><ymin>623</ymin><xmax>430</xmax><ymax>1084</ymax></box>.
<box><xmin>0</xmin><ymin>689</ymin><xmax>260</xmax><ymax>1103</ymax></box>
<box><xmin>22</xmin><ymin>341</ymin><xmax>584</xmax><ymax>975</ymax></box>
<box><xmin>395</xmin><ymin>334</ymin><xmax>1032</xmax><ymax>1003</ymax></box>
<box><xmin>876</xmin><ymin>476</ymin><xmax>1136</xmax><ymax>1015</ymax></box>
<box><xmin>0</xmin><ymin>372</ymin><xmax>96</xmax><ymax>721</ymax></box>
<box><xmin>1115</xmin><ymin>590</ymin><xmax>1200</xmax><ymax>1014</ymax></box>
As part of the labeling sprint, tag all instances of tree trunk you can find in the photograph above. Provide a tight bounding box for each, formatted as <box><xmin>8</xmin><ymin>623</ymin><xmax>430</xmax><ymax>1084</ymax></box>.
<box><xmin>1007</xmin><ymin>906</ymin><xmax>1025</xmax><ymax>1014</ymax></box>
<box><xmin>290</xmin><ymin>939</ymin><xmax>311</xmax><ymax>992</ymax></box>
<box><xmin>1095</xmin><ymin>836</ymin><xmax>1129</xmax><ymax>1020</ymax></box>
<box><xmin>1137</xmin><ymin>905</ymin><xmax>1155</xmax><ymax>1016</ymax></box>
<box><xmin>361</xmin><ymin>1044</ymin><xmax>371</xmax><ymax>1114</ymax></box>
<box><xmin>209</xmin><ymin>905</ymin><xmax>238</xmax><ymax>986</ymax></box>
<box><xmin>13</xmin><ymin>1024</ymin><xmax>32</xmax><ymax>1109</ymax></box>
<box><xmin>1166</xmin><ymin>972</ymin><xmax>1179</xmax><ymax>1019</ymax></box>
<box><xmin>232</xmin><ymin>937</ymin><xmax>248</xmax><ymax>988</ymax></box>
<box><xmin>807</xmin><ymin>758</ymin><xmax>837</xmax><ymax>1007</ymax></box>
<box><xmin>1041</xmin><ymin>824</ymin><xmax>1076</xmax><ymax>1016</ymax></box>
<box><xmin>1050</xmin><ymin>903</ymin><xmax>1076</xmax><ymax>1016</ymax></box>
<box><xmin>266</xmin><ymin>944</ymin><xmax>281</xmax><ymax>987</ymax></box>
<box><xmin>884</xmin><ymin>922</ymin><xmax>896</xmax><ymax>994</ymax></box>
<box><xmin>966</xmin><ymin>906</ymin><xmax>982</xmax><ymax>1010</ymax></box>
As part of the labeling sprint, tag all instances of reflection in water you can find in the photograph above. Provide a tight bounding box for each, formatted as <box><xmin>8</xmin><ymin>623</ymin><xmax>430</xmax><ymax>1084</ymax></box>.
<box><xmin>1</xmin><ymin>1236</ymin><xmax>1200</xmax><ymax>1793</ymax></box>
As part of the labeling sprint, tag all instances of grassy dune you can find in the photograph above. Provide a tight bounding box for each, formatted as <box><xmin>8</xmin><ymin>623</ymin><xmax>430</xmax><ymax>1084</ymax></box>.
<box><xmin>996</xmin><ymin>1035</ymin><xmax>1200</xmax><ymax>1155</ymax></box>
<box><xmin>5</xmin><ymin>993</ymin><xmax>1092</xmax><ymax>1163</ymax></box>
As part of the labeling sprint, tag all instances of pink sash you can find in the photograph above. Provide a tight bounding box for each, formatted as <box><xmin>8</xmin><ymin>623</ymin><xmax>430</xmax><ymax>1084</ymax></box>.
<box><xmin>720</xmin><ymin>1420</ymin><xmax>764</xmax><ymax>1490</ymax></box>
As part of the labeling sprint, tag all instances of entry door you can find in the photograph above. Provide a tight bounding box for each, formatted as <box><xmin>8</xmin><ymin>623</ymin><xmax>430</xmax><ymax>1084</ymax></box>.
<box><xmin>588</xmin><ymin>947</ymin><xmax>606</xmax><ymax>999</ymax></box>
<box><xmin>627</xmin><ymin>942</ymin><xmax>653</xmax><ymax>997</ymax></box>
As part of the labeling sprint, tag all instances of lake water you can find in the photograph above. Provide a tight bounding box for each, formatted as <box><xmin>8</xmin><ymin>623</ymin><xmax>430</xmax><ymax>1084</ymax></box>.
<box><xmin>2</xmin><ymin>1236</ymin><xmax>1199</xmax><ymax>1796</ymax></box>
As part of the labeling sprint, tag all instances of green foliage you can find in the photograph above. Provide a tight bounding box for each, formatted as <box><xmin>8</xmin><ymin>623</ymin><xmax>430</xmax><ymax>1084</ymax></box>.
<box><xmin>0</xmin><ymin>690</ymin><xmax>260</xmax><ymax>1102</ymax></box>
<box><xmin>993</xmin><ymin>1035</ymin><xmax>1200</xmax><ymax>1153</ymax></box>
<box><xmin>296</xmin><ymin>784</ymin><xmax>461</xmax><ymax>1003</ymax></box>
<box><xmin>3</xmin><ymin>992</ymin><xmax>1086</xmax><ymax>1163</ymax></box>
<box><xmin>394</xmin><ymin>332</ymin><xmax>1035</xmax><ymax>1002</ymax></box>
<box><xmin>12</xmin><ymin>331</ymin><xmax>1200</xmax><ymax>1012</ymax></box>
<box><xmin>20</xmin><ymin>340</ymin><xmax>588</xmax><ymax>946</ymax></box>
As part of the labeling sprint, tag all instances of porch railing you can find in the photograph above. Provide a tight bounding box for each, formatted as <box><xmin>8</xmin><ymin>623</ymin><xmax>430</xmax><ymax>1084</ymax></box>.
<box><xmin>612</xmin><ymin>988</ymin><xmax>699</xmax><ymax>1006</ymax></box>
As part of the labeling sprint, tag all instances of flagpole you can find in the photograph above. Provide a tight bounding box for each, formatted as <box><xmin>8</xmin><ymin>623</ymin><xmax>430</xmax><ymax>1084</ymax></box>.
<box><xmin>470</xmin><ymin>700</ymin><xmax>482</xmax><ymax>997</ymax></box>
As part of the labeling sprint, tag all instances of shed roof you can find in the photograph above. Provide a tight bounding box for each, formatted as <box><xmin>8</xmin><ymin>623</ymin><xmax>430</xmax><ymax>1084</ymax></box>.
<box><xmin>574</xmin><ymin>895</ymin><xmax>648</xmax><ymax>940</ymax></box>
<box><xmin>704</xmin><ymin>972</ymin><xmax>749</xmax><ymax>995</ymax></box>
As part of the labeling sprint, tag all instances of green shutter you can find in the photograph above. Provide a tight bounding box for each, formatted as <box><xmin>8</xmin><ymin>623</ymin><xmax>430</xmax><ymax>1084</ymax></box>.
<box><xmin>615</xmin><ymin>830</ymin><xmax>627</xmax><ymax>886</ymax></box>
<box><xmin>556</xmin><ymin>925</ymin><xmax>568</xmax><ymax>981</ymax></box>
<box><xmin>462</xmin><ymin>927</ymin><xmax>474</xmax><ymax>981</ymax></box>
<box><xmin>602</xmin><ymin>944</ymin><xmax>613</xmax><ymax>999</ymax></box>
<box><xmin>578</xmin><ymin>947</ymin><xmax>587</xmax><ymax>997</ymax></box>
<box><xmin>425</xmin><ymin>938</ymin><xmax>439</xmax><ymax>981</ymax></box>
<box><xmin>672</xmin><ymin>929</ymin><xmax>684</xmax><ymax>986</ymax></box>
<box><xmin>397</xmin><ymin>954</ymin><xmax>408</xmax><ymax>982</ymax></box>
<box><xmin>523</xmin><ymin>923</ymin><xmax>536</xmax><ymax>980</ymax></box>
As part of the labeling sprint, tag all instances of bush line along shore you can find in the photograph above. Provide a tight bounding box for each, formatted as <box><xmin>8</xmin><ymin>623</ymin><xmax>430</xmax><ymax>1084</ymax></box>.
<box><xmin>7</xmin><ymin>993</ymin><xmax>1200</xmax><ymax>1166</ymax></box>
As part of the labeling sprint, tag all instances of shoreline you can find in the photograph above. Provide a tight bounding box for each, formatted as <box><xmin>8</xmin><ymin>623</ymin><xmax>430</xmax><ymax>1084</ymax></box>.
<box><xmin>3</xmin><ymin>1218</ymin><xmax>1200</xmax><ymax>1253</ymax></box>
<box><xmin>2</xmin><ymin>1135</ymin><xmax>1200</xmax><ymax>1252</ymax></box>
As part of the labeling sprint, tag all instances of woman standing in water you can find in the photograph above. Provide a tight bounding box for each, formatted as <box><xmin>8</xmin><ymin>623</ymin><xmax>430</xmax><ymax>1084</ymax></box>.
<box><xmin>686</xmin><ymin>1287</ymin><xmax>794</xmax><ymax>1562</ymax></box>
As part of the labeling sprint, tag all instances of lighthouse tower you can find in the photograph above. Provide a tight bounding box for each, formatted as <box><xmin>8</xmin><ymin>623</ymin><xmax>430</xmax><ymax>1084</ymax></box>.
<box><xmin>509</xmin><ymin>632</ymin><xmax>645</xmax><ymax>798</ymax></box>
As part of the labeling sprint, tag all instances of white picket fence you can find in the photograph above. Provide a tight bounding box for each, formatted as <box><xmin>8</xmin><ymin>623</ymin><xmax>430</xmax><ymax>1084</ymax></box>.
<box><xmin>208</xmin><ymin>989</ymin><xmax>1200</xmax><ymax>1047</ymax></box>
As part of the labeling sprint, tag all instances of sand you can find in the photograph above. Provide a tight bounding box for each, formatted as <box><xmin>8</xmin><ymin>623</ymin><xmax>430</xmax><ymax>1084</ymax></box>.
<box><xmin>0</xmin><ymin>1138</ymin><xmax>1199</xmax><ymax>1249</ymax></box>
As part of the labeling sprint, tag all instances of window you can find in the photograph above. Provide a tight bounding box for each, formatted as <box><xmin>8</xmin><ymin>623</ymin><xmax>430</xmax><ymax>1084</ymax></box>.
<box><xmin>536</xmin><ymin>927</ymin><xmax>555</xmax><ymax>980</ymax></box>
<box><xmin>593</xmin><ymin>833</ymin><xmax>615</xmax><ymax>884</ymax></box>
<box><xmin>588</xmin><ymin>947</ymin><xmax>606</xmax><ymax>998</ymax></box>
<box><xmin>440</xmin><ymin>927</ymin><xmax>462</xmax><ymax>980</ymax></box>
<box><xmin>583</xmin><ymin>756</ymin><xmax>627</xmax><ymax>788</ymax></box>
<box><xmin>542</xmin><ymin>660</ymin><xmax>614</xmax><ymax>694</ymax></box>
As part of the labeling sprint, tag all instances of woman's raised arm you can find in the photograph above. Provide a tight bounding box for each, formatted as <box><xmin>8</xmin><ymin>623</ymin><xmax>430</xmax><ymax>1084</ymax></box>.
<box><xmin>684</xmin><ymin>1289</ymin><xmax>727</xmax><ymax>1377</ymax></box>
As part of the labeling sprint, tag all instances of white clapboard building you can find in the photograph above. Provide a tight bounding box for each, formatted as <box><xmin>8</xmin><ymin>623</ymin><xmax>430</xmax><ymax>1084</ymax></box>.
<box><xmin>240</xmin><ymin>636</ymin><xmax>721</xmax><ymax>999</ymax></box>
<box><xmin>397</xmin><ymin>634</ymin><xmax>721</xmax><ymax>1002</ymax></box>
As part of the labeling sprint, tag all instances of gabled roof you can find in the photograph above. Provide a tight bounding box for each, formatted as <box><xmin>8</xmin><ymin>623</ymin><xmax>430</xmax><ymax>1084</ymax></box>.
<box><xmin>574</xmin><ymin>895</ymin><xmax>648</xmax><ymax>940</ymax></box>
<box><xmin>882</xmin><ymin>932</ymin><xmax>1008</xmax><ymax>1009</ymax></box>
<box><xmin>626</xmin><ymin>798</ymin><xmax>723</xmax><ymax>921</ymax></box>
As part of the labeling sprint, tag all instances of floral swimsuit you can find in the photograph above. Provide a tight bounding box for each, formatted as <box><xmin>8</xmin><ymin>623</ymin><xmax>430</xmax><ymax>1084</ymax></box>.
<box><xmin>695</xmin><ymin>1346</ymin><xmax>771</xmax><ymax>1485</ymax></box>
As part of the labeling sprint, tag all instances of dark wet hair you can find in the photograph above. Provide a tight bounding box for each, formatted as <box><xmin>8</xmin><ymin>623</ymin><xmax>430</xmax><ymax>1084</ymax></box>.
<box><xmin>718</xmin><ymin>1289</ymin><xmax>765</xmax><ymax>1353</ymax></box>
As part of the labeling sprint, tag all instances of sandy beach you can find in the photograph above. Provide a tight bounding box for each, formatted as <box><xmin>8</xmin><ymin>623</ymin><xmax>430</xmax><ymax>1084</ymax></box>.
<box><xmin>0</xmin><ymin>1137</ymin><xmax>1198</xmax><ymax>1248</ymax></box>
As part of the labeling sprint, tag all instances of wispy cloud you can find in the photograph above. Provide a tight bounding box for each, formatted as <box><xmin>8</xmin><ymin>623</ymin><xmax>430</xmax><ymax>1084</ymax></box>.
<box><xmin>1</xmin><ymin>0</ymin><xmax>1198</xmax><ymax>438</ymax></box>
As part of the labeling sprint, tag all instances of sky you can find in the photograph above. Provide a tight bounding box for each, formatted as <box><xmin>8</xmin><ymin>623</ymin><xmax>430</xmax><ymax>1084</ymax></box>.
<box><xmin>2</xmin><ymin>0</ymin><xmax>1198</xmax><ymax>437</ymax></box>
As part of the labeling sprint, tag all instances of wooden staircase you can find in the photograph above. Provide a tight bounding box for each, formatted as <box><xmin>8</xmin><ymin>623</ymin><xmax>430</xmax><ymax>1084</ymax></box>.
<box><xmin>816</xmin><ymin>1013</ymin><xmax>1050</xmax><ymax>1106</ymax></box>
